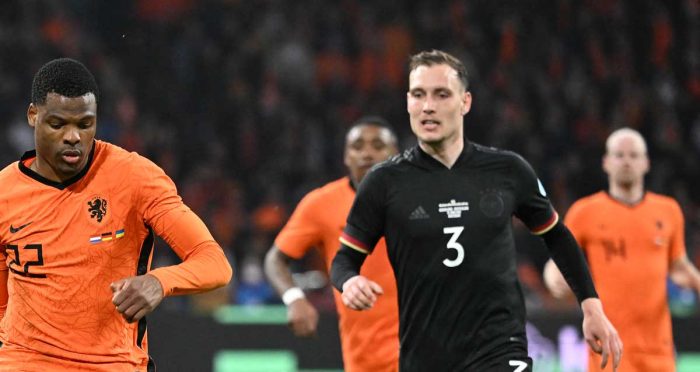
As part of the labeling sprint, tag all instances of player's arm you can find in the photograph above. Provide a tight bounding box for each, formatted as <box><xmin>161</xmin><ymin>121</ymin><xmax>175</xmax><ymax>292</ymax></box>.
<box><xmin>112</xmin><ymin>208</ymin><xmax>232</xmax><ymax>322</ymax></box>
<box><xmin>667</xmin><ymin>201</ymin><xmax>700</xmax><ymax>294</ymax></box>
<box><xmin>264</xmin><ymin>245</ymin><xmax>318</xmax><ymax>337</ymax></box>
<box><xmin>330</xmin><ymin>168</ymin><xmax>386</xmax><ymax>311</ymax></box>
<box><xmin>112</xmin><ymin>156</ymin><xmax>232</xmax><ymax>323</ymax></box>
<box><xmin>331</xmin><ymin>243</ymin><xmax>382</xmax><ymax>311</ymax></box>
<box><xmin>543</xmin><ymin>258</ymin><xmax>572</xmax><ymax>299</ymax></box>
<box><xmin>541</xmin><ymin>222</ymin><xmax>596</xmax><ymax>302</ymax></box>
<box><xmin>511</xmin><ymin>155</ymin><xmax>620</xmax><ymax>370</ymax></box>
<box><xmin>670</xmin><ymin>256</ymin><xmax>700</xmax><ymax>294</ymax></box>
<box><xmin>146</xmin><ymin>209</ymin><xmax>232</xmax><ymax>295</ymax></box>
<box><xmin>542</xmin><ymin>221</ymin><xmax>622</xmax><ymax>370</ymax></box>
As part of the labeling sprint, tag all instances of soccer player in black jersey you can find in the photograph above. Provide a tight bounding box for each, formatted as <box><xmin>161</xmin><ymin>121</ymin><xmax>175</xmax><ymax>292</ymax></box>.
<box><xmin>330</xmin><ymin>50</ymin><xmax>622</xmax><ymax>372</ymax></box>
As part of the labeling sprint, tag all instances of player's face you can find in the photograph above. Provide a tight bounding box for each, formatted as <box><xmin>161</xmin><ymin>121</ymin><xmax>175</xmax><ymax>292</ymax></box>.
<box><xmin>344</xmin><ymin>125</ymin><xmax>398</xmax><ymax>184</ymax></box>
<box><xmin>603</xmin><ymin>134</ymin><xmax>649</xmax><ymax>188</ymax></box>
<box><xmin>27</xmin><ymin>92</ymin><xmax>97</xmax><ymax>182</ymax></box>
<box><xmin>407</xmin><ymin>64</ymin><xmax>471</xmax><ymax>147</ymax></box>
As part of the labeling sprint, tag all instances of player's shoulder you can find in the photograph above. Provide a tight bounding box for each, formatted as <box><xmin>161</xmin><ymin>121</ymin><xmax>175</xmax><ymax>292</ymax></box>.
<box><xmin>358</xmin><ymin>149</ymin><xmax>415</xmax><ymax>183</ymax></box>
<box><xmin>94</xmin><ymin>140</ymin><xmax>160</xmax><ymax>172</ymax></box>
<box><xmin>644</xmin><ymin>191</ymin><xmax>681</xmax><ymax>210</ymax></box>
<box><xmin>0</xmin><ymin>161</ymin><xmax>20</xmax><ymax>181</ymax></box>
<box><xmin>94</xmin><ymin>140</ymin><xmax>137</xmax><ymax>165</ymax></box>
<box><xmin>469</xmin><ymin>142</ymin><xmax>531</xmax><ymax>169</ymax></box>
<box><xmin>302</xmin><ymin>177</ymin><xmax>352</xmax><ymax>203</ymax></box>
<box><xmin>378</xmin><ymin>149</ymin><xmax>414</xmax><ymax>170</ymax></box>
<box><xmin>569</xmin><ymin>191</ymin><xmax>609</xmax><ymax>210</ymax></box>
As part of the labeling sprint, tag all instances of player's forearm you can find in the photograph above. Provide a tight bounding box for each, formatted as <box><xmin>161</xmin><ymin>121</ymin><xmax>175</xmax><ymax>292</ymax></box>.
<box><xmin>670</xmin><ymin>257</ymin><xmax>700</xmax><ymax>291</ymax></box>
<box><xmin>149</xmin><ymin>242</ymin><xmax>232</xmax><ymax>296</ymax></box>
<box><xmin>330</xmin><ymin>244</ymin><xmax>367</xmax><ymax>292</ymax></box>
<box><xmin>542</xmin><ymin>222</ymin><xmax>598</xmax><ymax>303</ymax></box>
<box><xmin>264</xmin><ymin>246</ymin><xmax>297</xmax><ymax>296</ymax></box>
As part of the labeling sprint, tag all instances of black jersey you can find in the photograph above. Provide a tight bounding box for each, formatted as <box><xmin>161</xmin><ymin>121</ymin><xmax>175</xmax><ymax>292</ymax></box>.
<box><xmin>340</xmin><ymin>142</ymin><xmax>558</xmax><ymax>370</ymax></box>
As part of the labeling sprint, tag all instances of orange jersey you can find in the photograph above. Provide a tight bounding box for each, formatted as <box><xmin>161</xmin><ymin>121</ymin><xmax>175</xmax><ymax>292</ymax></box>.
<box><xmin>274</xmin><ymin>177</ymin><xmax>399</xmax><ymax>372</ymax></box>
<box><xmin>565</xmin><ymin>191</ymin><xmax>683</xmax><ymax>372</ymax></box>
<box><xmin>0</xmin><ymin>140</ymin><xmax>231</xmax><ymax>371</ymax></box>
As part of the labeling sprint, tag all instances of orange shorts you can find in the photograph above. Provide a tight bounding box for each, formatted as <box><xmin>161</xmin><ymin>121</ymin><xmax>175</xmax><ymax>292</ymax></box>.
<box><xmin>0</xmin><ymin>342</ymin><xmax>152</xmax><ymax>372</ymax></box>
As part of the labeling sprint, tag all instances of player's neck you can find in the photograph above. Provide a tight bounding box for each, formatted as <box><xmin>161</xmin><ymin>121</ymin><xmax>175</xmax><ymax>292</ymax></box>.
<box><xmin>30</xmin><ymin>156</ymin><xmax>80</xmax><ymax>183</ymax></box>
<box><xmin>418</xmin><ymin>136</ymin><xmax>464</xmax><ymax>169</ymax></box>
<box><xmin>608</xmin><ymin>183</ymin><xmax>644</xmax><ymax>205</ymax></box>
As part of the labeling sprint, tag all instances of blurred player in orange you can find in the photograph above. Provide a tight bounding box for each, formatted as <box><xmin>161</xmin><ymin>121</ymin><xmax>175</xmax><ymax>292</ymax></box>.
<box><xmin>0</xmin><ymin>58</ymin><xmax>232</xmax><ymax>371</ymax></box>
<box><xmin>264</xmin><ymin>117</ymin><xmax>399</xmax><ymax>371</ymax></box>
<box><xmin>544</xmin><ymin>127</ymin><xmax>700</xmax><ymax>372</ymax></box>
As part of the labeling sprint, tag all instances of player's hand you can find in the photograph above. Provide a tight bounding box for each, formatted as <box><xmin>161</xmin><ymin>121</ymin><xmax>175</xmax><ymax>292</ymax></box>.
<box><xmin>110</xmin><ymin>274</ymin><xmax>164</xmax><ymax>323</ymax></box>
<box><xmin>581</xmin><ymin>298</ymin><xmax>623</xmax><ymax>371</ymax></box>
<box><xmin>287</xmin><ymin>298</ymin><xmax>319</xmax><ymax>337</ymax></box>
<box><xmin>543</xmin><ymin>259</ymin><xmax>574</xmax><ymax>299</ymax></box>
<box><xmin>341</xmin><ymin>275</ymin><xmax>383</xmax><ymax>311</ymax></box>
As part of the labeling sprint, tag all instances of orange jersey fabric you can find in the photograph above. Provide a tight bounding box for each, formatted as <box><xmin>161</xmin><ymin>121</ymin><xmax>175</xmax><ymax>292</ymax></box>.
<box><xmin>274</xmin><ymin>177</ymin><xmax>399</xmax><ymax>372</ymax></box>
<box><xmin>0</xmin><ymin>140</ymin><xmax>231</xmax><ymax>371</ymax></box>
<box><xmin>565</xmin><ymin>191</ymin><xmax>683</xmax><ymax>372</ymax></box>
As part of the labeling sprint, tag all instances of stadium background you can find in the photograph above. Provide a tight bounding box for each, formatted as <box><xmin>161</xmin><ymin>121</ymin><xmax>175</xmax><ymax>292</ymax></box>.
<box><xmin>1</xmin><ymin>0</ymin><xmax>699</xmax><ymax>371</ymax></box>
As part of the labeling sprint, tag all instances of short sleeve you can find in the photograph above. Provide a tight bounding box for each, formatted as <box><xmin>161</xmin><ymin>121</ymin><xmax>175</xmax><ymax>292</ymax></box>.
<box><xmin>668</xmin><ymin>199</ymin><xmax>687</xmax><ymax>263</ymax></box>
<box><xmin>340</xmin><ymin>168</ymin><xmax>387</xmax><ymax>254</ymax></box>
<box><xmin>274</xmin><ymin>192</ymin><xmax>323</xmax><ymax>259</ymax></box>
<box><xmin>511</xmin><ymin>154</ymin><xmax>559</xmax><ymax>235</ymax></box>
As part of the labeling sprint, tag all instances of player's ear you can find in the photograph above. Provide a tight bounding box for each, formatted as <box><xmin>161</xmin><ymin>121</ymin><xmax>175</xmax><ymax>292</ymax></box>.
<box><xmin>461</xmin><ymin>91</ymin><xmax>472</xmax><ymax>116</ymax></box>
<box><xmin>27</xmin><ymin>103</ymin><xmax>38</xmax><ymax>129</ymax></box>
<box><xmin>642</xmin><ymin>154</ymin><xmax>650</xmax><ymax>175</ymax></box>
<box><xmin>343</xmin><ymin>148</ymin><xmax>351</xmax><ymax>168</ymax></box>
<box><xmin>602</xmin><ymin>154</ymin><xmax>610</xmax><ymax>174</ymax></box>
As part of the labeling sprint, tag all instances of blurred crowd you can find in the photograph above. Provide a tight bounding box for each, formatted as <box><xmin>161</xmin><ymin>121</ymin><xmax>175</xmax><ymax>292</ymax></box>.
<box><xmin>1</xmin><ymin>0</ymin><xmax>699</xmax><ymax>313</ymax></box>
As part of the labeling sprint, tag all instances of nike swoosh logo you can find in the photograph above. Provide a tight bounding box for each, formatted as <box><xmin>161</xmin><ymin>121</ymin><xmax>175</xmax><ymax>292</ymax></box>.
<box><xmin>9</xmin><ymin>222</ymin><xmax>32</xmax><ymax>233</ymax></box>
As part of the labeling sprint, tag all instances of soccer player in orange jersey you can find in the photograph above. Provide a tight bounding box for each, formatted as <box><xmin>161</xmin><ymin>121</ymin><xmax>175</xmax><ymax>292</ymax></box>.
<box><xmin>544</xmin><ymin>127</ymin><xmax>700</xmax><ymax>372</ymax></box>
<box><xmin>264</xmin><ymin>117</ymin><xmax>400</xmax><ymax>372</ymax></box>
<box><xmin>0</xmin><ymin>58</ymin><xmax>232</xmax><ymax>372</ymax></box>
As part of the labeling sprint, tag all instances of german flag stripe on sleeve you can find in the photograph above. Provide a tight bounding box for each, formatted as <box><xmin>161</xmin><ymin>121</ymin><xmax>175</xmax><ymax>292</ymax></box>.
<box><xmin>339</xmin><ymin>232</ymin><xmax>370</xmax><ymax>254</ymax></box>
<box><xmin>531</xmin><ymin>211</ymin><xmax>559</xmax><ymax>235</ymax></box>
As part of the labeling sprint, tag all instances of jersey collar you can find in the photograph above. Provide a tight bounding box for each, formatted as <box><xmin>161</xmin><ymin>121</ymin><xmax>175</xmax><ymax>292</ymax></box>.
<box><xmin>604</xmin><ymin>190</ymin><xmax>648</xmax><ymax>208</ymax></box>
<box><xmin>18</xmin><ymin>140</ymin><xmax>97</xmax><ymax>190</ymax></box>
<box><xmin>411</xmin><ymin>140</ymin><xmax>475</xmax><ymax>170</ymax></box>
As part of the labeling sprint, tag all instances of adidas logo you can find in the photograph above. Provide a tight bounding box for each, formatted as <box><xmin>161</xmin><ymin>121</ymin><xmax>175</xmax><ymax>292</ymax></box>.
<box><xmin>409</xmin><ymin>206</ymin><xmax>430</xmax><ymax>220</ymax></box>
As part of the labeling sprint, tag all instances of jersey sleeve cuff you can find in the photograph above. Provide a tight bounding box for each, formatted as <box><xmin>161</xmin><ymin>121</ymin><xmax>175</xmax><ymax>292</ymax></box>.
<box><xmin>339</xmin><ymin>233</ymin><xmax>369</xmax><ymax>254</ymax></box>
<box><xmin>530</xmin><ymin>211</ymin><xmax>559</xmax><ymax>235</ymax></box>
<box><xmin>147</xmin><ymin>270</ymin><xmax>171</xmax><ymax>296</ymax></box>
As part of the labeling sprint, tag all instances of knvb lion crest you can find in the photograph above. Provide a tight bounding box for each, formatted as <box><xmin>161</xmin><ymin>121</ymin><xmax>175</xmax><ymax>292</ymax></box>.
<box><xmin>87</xmin><ymin>197</ymin><xmax>108</xmax><ymax>223</ymax></box>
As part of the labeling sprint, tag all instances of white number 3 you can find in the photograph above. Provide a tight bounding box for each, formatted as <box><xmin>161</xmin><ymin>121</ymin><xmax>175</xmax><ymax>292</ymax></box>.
<box><xmin>442</xmin><ymin>226</ymin><xmax>465</xmax><ymax>267</ymax></box>
<box><xmin>509</xmin><ymin>360</ymin><xmax>528</xmax><ymax>372</ymax></box>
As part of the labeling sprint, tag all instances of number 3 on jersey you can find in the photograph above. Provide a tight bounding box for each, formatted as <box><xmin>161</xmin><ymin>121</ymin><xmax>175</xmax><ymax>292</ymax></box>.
<box><xmin>442</xmin><ymin>226</ymin><xmax>464</xmax><ymax>267</ymax></box>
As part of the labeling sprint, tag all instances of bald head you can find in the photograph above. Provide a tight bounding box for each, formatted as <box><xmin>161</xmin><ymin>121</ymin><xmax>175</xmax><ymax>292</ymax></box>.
<box><xmin>603</xmin><ymin>127</ymin><xmax>649</xmax><ymax>190</ymax></box>
<box><xmin>605</xmin><ymin>128</ymin><xmax>647</xmax><ymax>156</ymax></box>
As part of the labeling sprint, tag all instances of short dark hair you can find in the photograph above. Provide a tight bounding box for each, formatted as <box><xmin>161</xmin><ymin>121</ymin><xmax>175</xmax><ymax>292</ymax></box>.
<box><xmin>349</xmin><ymin>115</ymin><xmax>398</xmax><ymax>145</ymax></box>
<box><xmin>408</xmin><ymin>50</ymin><xmax>469</xmax><ymax>90</ymax></box>
<box><xmin>31</xmin><ymin>58</ymin><xmax>100</xmax><ymax>105</ymax></box>
<box><xmin>352</xmin><ymin>115</ymin><xmax>391</xmax><ymax>130</ymax></box>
